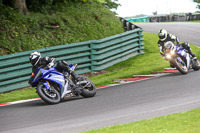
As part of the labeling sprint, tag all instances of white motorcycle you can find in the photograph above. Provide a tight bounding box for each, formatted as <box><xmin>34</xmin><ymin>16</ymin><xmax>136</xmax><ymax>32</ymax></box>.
<box><xmin>162</xmin><ymin>41</ymin><xmax>200</xmax><ymax>74</ymax></box>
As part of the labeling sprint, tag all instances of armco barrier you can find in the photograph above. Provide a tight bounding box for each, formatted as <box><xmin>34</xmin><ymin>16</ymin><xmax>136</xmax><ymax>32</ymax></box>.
<box><xmin>127</xmin><ymin>16</ymin><xmax>149</xmax><ymax>23</ymax></box>
<box><xmin>149</xmin><ymin>14</ymin><xmax>200</xmax><ymax>22</ymax></box>
<box><xmin>119</xmin><ymin>17</ymin><xmax>141</xmax><ymax>31</ymax></box>
<box><xmin>0</xmin><ymin>28</ymin><xmax>144</xmax><ymax>93</ymax></box>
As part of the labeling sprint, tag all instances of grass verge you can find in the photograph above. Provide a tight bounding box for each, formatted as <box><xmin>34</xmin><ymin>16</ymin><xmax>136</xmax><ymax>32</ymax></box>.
<box><xmin>0</xmin><ymin>32</ymin><xmax>200</xmax><ymax>103</ymax></box>
<box><xmin>84</xmin><ymin>108</ymin><xmax>200</xmax><ymax>133</ymax></box>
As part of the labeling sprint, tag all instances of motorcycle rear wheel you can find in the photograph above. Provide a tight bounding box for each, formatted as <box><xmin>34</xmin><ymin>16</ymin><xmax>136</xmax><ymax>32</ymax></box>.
<box><xmin>37</xmin><ymin>84</ymin><xmax>61</xmax><ymax>104</ymax></box>
<box><xmin>192</xmin><ymin>59</ymin><xmax>200</xmax><ymax>71</ymax></box>
<box><xmin>78</xmin><ymin>75</ymin><xmax>96</xmax><ymax>98</ymax></box>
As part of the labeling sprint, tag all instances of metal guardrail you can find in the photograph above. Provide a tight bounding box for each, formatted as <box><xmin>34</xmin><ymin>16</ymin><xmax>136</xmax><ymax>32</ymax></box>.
<box><xmin>126</xmin><ymin>16</ymin><xmax>149</xmax><ymax>23</ymax></box>
<box><xmin>149</xmin><ymin>14</ymin><xmax>200</xmax><ymax>22</ymax></box>
<box><xmin>0</xmin><ymin>28</ymin><xmax>144</xmax><ymax>93</ymax></box>
<box><xmin>119</xmin><ymin>17</ymin><xmax>141</xmax><ymax>31</ymax></box>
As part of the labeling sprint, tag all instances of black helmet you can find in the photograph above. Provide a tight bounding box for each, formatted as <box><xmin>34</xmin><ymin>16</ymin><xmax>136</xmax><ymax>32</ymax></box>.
<box><xmin>158</xmin><ymin>29</ymin><xmax>167</xmax><ymax>41</ymax></box>
<box><xmin>29</xmin><ymin>51</ymin><xmax>41</xmax><ymax>66</ymax></box>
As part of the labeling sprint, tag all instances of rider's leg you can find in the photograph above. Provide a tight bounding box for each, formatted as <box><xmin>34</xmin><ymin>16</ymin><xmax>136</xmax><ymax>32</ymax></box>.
<box><xmin>60</xmin><ymin>61</ymin><xmax>81</xmax><ymax>96</ymax></box>
<box><xmin>181</xmin><ymin>42</ymin><xmax>196</xmax><ymax>58</ymax></box>
<box><xmin>57</xmin><ymin>61</ymin><xmax>79</xmax><ymax>79</ymax></box>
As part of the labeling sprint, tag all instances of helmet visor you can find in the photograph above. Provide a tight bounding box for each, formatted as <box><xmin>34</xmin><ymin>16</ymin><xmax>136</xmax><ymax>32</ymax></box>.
<box><xmin>159</xmin><ymin>35</ymin><xmax>166</xmax><ymax>41</ymax></box>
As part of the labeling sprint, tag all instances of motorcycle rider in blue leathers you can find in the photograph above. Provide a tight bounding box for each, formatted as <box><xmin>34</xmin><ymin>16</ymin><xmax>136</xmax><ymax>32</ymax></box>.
<box><xmin>29</xmin><ymin>51</ymin><xmax>81</xmax><ymax>95</ymax></box>
<box><xmin>158</xmin><ymin>29</ymin><xmax>197</xmax><ymax>60</ymax></box>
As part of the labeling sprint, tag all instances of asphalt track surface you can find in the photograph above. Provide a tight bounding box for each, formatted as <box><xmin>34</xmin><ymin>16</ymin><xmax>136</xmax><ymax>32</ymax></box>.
<box><xmin>1</xmin><ymin>71</ymin><xmax>200</xmax><ymax>133</ymax></box>
<box><xmin>136</xmin><ymin>22</ymin><xmax>200</xmax><ymax>47</ymax></box>
<box><xmin>1</xmin><ymin>23</ymin><xmax>200</xmax><ymax>133</ymax></box>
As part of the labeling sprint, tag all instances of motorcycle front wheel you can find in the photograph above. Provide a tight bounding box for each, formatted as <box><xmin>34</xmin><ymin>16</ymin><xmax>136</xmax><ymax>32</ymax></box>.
<box><xmin>37</xmin><ymin>84</ymin><xmax>61</xmax><ymax>104</ymax></box>
<box><xmin>172</xmin><ymin>57</ymin><xmax>188</xmax><ymax>74</ymax></box>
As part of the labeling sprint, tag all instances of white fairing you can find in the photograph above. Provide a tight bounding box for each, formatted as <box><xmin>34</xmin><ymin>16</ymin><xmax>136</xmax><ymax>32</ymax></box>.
<box><xmin>181</xmin><ymin>50</ymin><xmax>185</xmax><ymax>56</ymax></box>
<box><xmin>186</xmin><ymin>53</ymin><xmax>190</xmax><ymax>69</ymax></box>
<box><xmin>61</xmin><ymin>80</ymin><xmax>71</xmax><ymax>98</ymax></box>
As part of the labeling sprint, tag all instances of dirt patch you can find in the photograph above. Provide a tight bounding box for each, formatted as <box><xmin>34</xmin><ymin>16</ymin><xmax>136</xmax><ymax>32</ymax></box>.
<box><xmin>82</xmin><ymin>70</ymin><xmax>112</xmax><ymax>77</ymax></box>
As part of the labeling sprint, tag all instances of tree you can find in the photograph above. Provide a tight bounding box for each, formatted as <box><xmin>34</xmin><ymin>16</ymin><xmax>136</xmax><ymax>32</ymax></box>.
<box><xmin>194</xmin><ymin>0</ymin><xmax>200</xmax><ymax>9</ymax></box>
<box><xmin>95</xmin><ymin>0</ymin><xmax>119</xmax><ymax>9</ymax></box>
<box><xmin>2</xmin><ymin>0</ymin><xmax>29</xmax><ymax>14</ymax></box>
<box><xmin>105</xmin><ymin>0</ymin><xmax>120</xmax><ymax>9</ymax></box>
<box><xmin>1</xmin><ymin>0</ymin><xmax>119</xmax><ymax>14</ymax></box>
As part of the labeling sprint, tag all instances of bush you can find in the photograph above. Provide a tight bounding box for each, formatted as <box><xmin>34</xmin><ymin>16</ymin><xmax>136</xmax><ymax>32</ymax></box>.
<box><xmin>0</xmin><ymin>2</ymin><xmax>124</xmax><ymax>55</ymax></box>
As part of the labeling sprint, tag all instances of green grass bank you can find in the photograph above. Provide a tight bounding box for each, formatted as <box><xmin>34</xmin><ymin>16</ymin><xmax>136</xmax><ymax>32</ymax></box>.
<box><xmin>84</xmin><ymin>108</ymin><xmax>200</xmax><ymax>133</ymax></box>
<box><xmin>0</xmin><ymin>2</ymin><xmax>124</xmax><ymax>55</ymax></box>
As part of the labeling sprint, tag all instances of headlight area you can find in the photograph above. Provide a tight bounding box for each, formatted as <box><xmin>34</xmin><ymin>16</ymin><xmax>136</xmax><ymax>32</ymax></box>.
<box><xmin>165</xmin><ymin>54</ymin><xmax>172</xmax><ymax>59</ymax></box>
<box><xmin>170</xmin><ymin>50</ymin><xmax>175</xmax><ymax>55</ymax></box>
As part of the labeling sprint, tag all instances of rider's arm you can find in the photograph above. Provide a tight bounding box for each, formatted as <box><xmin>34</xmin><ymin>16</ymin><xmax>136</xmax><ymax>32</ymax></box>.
<box><xmin>158</xmin><ymin>41</ymin><xmax>164</xmax><ymax>56</ymax></box>
<box><xmin>32</xmin><ymin>67</ymin><xmax>36</xmax><ymax>73</ymax></box>
<box><xmin>169</xmin><ymin>34</ymin><xmax>180</xmax><ymax>44</ymax></box>
<box><xmin>44</xmin><ymin>56</ymin><xmax>56</xmax><ymax>68</ymax></box>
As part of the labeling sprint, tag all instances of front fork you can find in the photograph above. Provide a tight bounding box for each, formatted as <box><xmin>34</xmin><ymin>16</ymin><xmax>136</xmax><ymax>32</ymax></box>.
<box><xmin>41</xmin><ymin>81</ymin><xmax>57</xmax><ymax>93</ymax></box>
<box><xmin>42</xmin><ymin>81</ymin><xmax>50</xmax><ymax>90</ymax></box>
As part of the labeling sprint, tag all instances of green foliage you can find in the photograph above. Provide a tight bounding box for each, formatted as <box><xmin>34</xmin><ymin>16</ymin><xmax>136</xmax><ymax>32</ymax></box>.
<box><xmin>25</xmin><ymin>0</ymin><xmax>119</xmax><ymax>13</ymax></box>
<box><xmin>0</xmin><ymin>2</ymin><xmax>124</xmax><ymax>55</ymax></box>
<box><xmin>194</xmin><ymin>0</ymin><xmax>200</xmax><ymax>9</ymax></box>
<box><xmin>26</xmin><ymin>0</ymin><xmax>54</xmax><ymax>13</ymax></box>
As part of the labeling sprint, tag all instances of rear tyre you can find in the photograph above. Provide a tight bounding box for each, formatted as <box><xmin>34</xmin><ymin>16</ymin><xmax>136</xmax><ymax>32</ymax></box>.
<box><xmin>78</xmin><ymin>76</ymin><xmax>96</xmax><ymax>98</ymax></box>
<box><xmin>192</xmin><ymin>59</ymin><xmax>200</xmax><ymax>71</ymax></box>
<box><xmin>37</xmin><ymin>84</ymin><xmax>60</xmax><ymax>104</ymax></box>
<box><xmin>172</xmin><ymin>57</ymin><xmax>188</xmax><ymax>74</ymax></box>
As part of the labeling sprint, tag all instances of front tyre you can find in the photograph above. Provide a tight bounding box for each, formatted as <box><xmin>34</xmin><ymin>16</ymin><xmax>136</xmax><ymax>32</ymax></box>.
<box><xmin>78</xmin><ymin>76</ymin><xmax>96</xmax><ymax>98</ymax></box>
<box><xmin>172</xmin><ymin>57</ymin><xmax>188</xmax><ymax>74</ymax></box>
<box><xmin>37</xmin><ymin>84</ymin><xmax>61</xmax><ymax>104</ymax></box>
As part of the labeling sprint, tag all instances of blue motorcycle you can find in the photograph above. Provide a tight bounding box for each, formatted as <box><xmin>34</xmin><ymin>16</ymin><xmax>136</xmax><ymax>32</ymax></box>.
<box><xmin>29</xmin><ymin>64</ymin><xmax>96</xmax><ymax>104</ymax></box>
<box><xmin>163</xmin><ymin>41</ymin><xmax>200</xmax><ymax>74</ymax></box>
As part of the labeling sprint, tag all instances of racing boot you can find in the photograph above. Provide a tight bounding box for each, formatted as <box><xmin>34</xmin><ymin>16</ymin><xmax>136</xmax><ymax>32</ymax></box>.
<box><xmin>182</xmin><ymin>43</ymin><xmax>197</xmax><ymax>60</ymax></box>
<box><xmin>70</xmin><ymin>71</ymin><xmax>82</xmax><ymax>96</ymax></box>
<box><xmin>72</xmin><ymin>87</ymin><xmax>81</xmax><ymax>96</ymax></box>
<box><xmin>188</xmin><ymin>49</ymin><xmax>197</xmax><ymax>60</ymax></box>
<box><xmin>64</xmin><ymin>74</ymin><xmax>81</xmax><ymax>96</ymax></box>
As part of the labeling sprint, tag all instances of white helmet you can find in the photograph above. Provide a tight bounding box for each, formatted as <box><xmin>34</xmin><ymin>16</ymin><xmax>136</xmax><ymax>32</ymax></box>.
<box><xmin>29</xmin><ymin>51</ymin><xmax>41</xmax><ymax>66</ymax></box>
<box><xmin>158</xmin><ymin>29</ymin><xmax>167</xmax><ymax>41</ymax></box>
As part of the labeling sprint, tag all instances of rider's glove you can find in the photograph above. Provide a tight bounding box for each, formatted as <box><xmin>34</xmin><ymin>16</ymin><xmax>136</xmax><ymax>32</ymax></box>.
<box><xmin>47</xmin><ymin>62</ymin><xmax>54</xmax><ymax>68</ymax></box>
<box><xmin>160</xmin><ymin>51</ymin><xmax>164</xmax><ymax>56</ymax></box>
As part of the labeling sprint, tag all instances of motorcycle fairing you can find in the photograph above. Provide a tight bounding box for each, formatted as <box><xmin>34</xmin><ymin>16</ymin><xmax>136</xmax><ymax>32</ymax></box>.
<box><xmin>43</xmin><ymin>73</ymin><xmax>65</xmax><ymax>95</ymax></box>
<box><xmin>176</xmin><ymin>46</ymin><xmax>190</xmax><ymax>68</ymax></box>
<box><xmin>30</xmin><ymin>64</ymin><xmax>75</xmax><ymax>98</ymax></box>
<box><xmin>176</xmin><ymin>46</ymin><xmax>186</xmax><ymax>57</ymax></box>
<box><xmin>177</xmin><ymin>57</ymin><xmax>183</xmax><ymax>63</ymax></box>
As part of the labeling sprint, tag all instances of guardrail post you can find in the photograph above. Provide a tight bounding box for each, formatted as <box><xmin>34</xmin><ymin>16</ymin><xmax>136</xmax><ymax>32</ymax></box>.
<box><xmin>90</xmin><ymin>41</ymin><xmax>96</xmax><ymax>72</ymax></box>
<box><xmin>138</xmin><ymin>29</ymin><xmax>144</xmax><ymax>54</ymax></box>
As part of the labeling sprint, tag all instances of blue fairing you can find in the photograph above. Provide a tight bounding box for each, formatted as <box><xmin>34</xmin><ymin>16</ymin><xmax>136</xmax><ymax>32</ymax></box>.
<box><xmin>176</xmin><ymin>46</ymin><xmax>186</xmax><ymax>57</ymax></box>
<box><xmin>42</xmin><ymin>82</ymin><xmax>50</xmax><ymax>90</ymax></box>
<box><xmin>29</xmin><ymin>64</ymin><xmax>75</xmax><ymax>97</ymax></box>
<box><xmin>177</xmin><ymin>57</ymin><xmax>183</xmax><ymax>63</ymax></box>
<box><xmin>43</xmin><ymin>72</ymin><xmax>65</xmax><ymax>93</ymax></box>
<box><xmin>69</xmin><ymin>64</ymin><xmax>75</xmax><ymax>70</ymax></box>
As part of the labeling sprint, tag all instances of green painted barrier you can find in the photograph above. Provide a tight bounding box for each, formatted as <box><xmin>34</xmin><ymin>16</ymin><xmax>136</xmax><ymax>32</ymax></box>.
<box><xmin>0</xmin><ymin>28</ymin><xmax>144</xmax><ymax>93</ymax></box>
<box><xmin>127</xmin><ymin>16</ymin><xmax>149</xmax><ymax>22</ymax></box>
